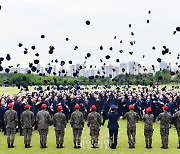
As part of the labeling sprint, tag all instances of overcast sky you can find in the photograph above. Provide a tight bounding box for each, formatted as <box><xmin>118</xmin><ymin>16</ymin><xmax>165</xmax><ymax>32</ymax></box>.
<box><xmin>0</xmin><ymin>0</ymin><xmax>180</xmax><ymax>70</ymax></box>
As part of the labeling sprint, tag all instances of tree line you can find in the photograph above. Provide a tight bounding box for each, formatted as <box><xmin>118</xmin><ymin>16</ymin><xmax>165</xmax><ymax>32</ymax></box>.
<box><xmin>0</xmin><ymin>70</ymin><xmax>179</xmax><ymax>87</ymax></box>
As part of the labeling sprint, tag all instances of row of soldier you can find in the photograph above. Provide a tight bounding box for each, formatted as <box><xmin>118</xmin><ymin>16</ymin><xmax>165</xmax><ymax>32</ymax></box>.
<box><xmin>0</xmin><ymin>89</ymin><xmax>180</xmax><ymax>136</ymax></box>
<box><xmin>3</xmin><ymin>101</ymin><xmax>180</xmax><ymax>149</ymax></box>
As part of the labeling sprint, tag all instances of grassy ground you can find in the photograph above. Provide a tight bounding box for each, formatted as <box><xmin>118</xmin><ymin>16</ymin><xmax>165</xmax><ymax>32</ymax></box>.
<box><xmin>0</xmin><ymin>83</ymin><xmax>180</xmax><ymax>96</ymax></box>
<box><xmin>0</xmin><ymin>120</ymin><xmax>179</xmax><ymax>154</ymax></box>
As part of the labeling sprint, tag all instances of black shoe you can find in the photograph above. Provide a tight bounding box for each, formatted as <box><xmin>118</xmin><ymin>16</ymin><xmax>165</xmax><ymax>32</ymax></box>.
<box><xmin>74</xmin><ymin>146</ymin><xmax>78</xmax><ymax>148</ymax></box>
<box><xmin>11</xmin><ymin>144</ymin><xmax>15</xmax><ymax>148</ymax></box>
<box><xmin>129</xmin><ymin>144</ymin><xmax>132</xmax><ymax>149</ymax></box>
<box><xmin>161</xmin><ymin>146</ymin><xmax>165</xmax><ymax>149</ymax></box>
<box><xmin>40</xmin><ymin>144</ymin><xmax>44</xmax><ymax>149</ymax></box>
<box><xmin>145</xmin><ymin>144</ymin><xmax>148</xmax><ymax>148</ymax></box>
<box><xmin>59</xmin><ymin>144</ymin><xmax>64</xmax><ymax>148</ymax></box>
<box><xmin>8</xmin><ymin>144</ymin><xmax>11</xmax><ymax>148</ymax></box>
<box><xmin>56</xmin><ymin>144</ymin><xmax>60</xmax><ymax>148</ymax></box>
<box><xmin>25</xmin><ymin>144</ymin><xmax>28</xmax><ymax>148</ymax></box>
<box><xmin>44</xmin><ymin>144</ymin><xmax>47</xmax><ymax>148</ymax></box>
<box><xmin>28</xmin><ymin>144</ymin><xmax>32</xmax><ymax>148</ymax></box>
<box><xmin>132</xmin><ymin>144</ymin><xmax>135</xmax><ymax>148</ymax></box>
<box><xmin>77</xmin><ymin>145</ymin><xmax>81</xmax><ymax>148</ymax></box>
<box><xmin>177</xmin><ymin>146</ymin><xmax>180</xmax><ymax>149</ymax></box>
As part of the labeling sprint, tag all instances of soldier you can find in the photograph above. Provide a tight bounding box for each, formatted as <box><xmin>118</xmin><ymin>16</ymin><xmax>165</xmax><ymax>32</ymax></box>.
<box><xmin>157</xmin><ymin>105</ymin><xmax>171</xmax><ymax>149</ymax></box>
<box><xmin>70</xmin><ymin>103</ymin><xmax>84</xmax><ymax>148</ymax></box>
<box><xmin>87</xmin><ymin>105</ymin><xmax>101</xmax><ymax>148</ymax></box>
<box><xmin>123</xmin><ymin>104</ymin><xmax>139</xmax><ymax>148</ymax></box>
<box><xmin>37</xmin><ymin>103</ymin><xmax>51</xmax><ymax>148</ymax></box>
<box><xmin>53</xmin><ymin>105</ymin><xmax>67</xmax><ymax>148</ymax></box>
<box><xmin>4</xmin><ymin>103</ymin><xmax>18</xmax><ymax>148</ymax></box>
<box><xmin>21</xmin><ymin>104</ymin><xmax>35</xmax><ymax>148</ymax></box>
<box><xmin>142</xmin><ymin>107</ymin><xmax>154</xmax><ymax>148</ymax></box>
<box><xmin>172</xmin><ymin>105</ymin><xmax>180</xmax><ymax>149</ymax></box>
<box><xmin>107</xmin><ymin>105</ymin><xmax>119</xmax><ymax>149</ymax></box>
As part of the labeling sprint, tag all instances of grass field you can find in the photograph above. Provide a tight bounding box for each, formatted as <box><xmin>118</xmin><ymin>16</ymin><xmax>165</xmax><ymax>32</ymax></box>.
<box><xmin>0</xmin><ymin>83</ymin><xmax>180</xmax><ymax>96</ymax></box>
<box><xmin>0</xmin><ymin>120</ymin><xmax>179</xmax><ymax>154</ymax></box>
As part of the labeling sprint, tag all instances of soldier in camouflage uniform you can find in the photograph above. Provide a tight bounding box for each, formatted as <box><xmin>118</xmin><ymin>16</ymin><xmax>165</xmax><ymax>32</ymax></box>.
<box><xmin>123</xmin><ymin>105</ymin><xmax>139</xmax><ymax>148</ymax></box>
<box><xmin>87</xmin><ymin>105</ymin><xmax>101</xmax><ymax>148</ymax></box>
<box><xmin>70</xmin><ymin>103</ymin><xmax>84</xmax><ymax>148</ymax></box>
<box><xmin>21</xmin><ymin>104</ymin><xmax>35</xmax><ymax>148</ymax></box>
<box><xmin>142</xmin><ymin>107</ymin><xmax>154</xmax><ymax>148</ymax></box>
<box><xmin>53</xmin><ymin>105</ymin><xmax>67</xmax><ymax>148</ymax></box>
<box><xmin>4</xmin><ymin>103</ymin><xmax>18</xmax><ymax>148</ymax></box>
<box><xmin>157</xmin><ymin>105</ymin><xmax>171</xmax><ymax>149</ymax></box>
<box><xmin>37</xmin><ymin>104</ymin><xmax>51</xmax><ymax>148</ymax></box>
<box><xmin>172</xmin><ymin>105</ymin><xmax>180</xmax><ymax>149</ymax></box>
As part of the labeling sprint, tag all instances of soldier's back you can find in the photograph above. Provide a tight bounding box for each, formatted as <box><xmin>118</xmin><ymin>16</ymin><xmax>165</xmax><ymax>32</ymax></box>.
<box><xmin>173</xmin><ymin>111</ymin><xmax>180</xmax><ymax>129</ymax></box>
<box><xmin>70</xmin><ymin>110</ymin><xmax>84</xmax><ymax>129</ymax></box>
<box><xmin>4</xmin><ymin>109</ymin><xmax>17</xmax><ymax>128</ymax></box>
<box><xmin>21</xmin><ymin>110</ymin><xmax>34</xmax><ymax>128</ymax></box>
<box><xmin>143</xmin><ymin>114</ymin><xmax>154</xmax><ymax>130</ymax></box>
<box><xmin>159</xmin><ymin>111</ymin><xmax>171</xmax><ymax>129</ymax></box>
<box><xmin>126</xmin><ymin>111</ymin><xmax>138</xmax><ymax>127</ymax></box>
<box><xmin>87</xmin><ymin>112</ymin><xmax>101</xmax><ymax>128</ymax></box>
<box><xmin>54</xmin><ymin>112</ymin><xmax>66</xmax><ymax>130</ymax></box>
<box><xmin>37</xmin><ymin>110</ymin><xmax>51</xmax><ymax>129</ymax></box>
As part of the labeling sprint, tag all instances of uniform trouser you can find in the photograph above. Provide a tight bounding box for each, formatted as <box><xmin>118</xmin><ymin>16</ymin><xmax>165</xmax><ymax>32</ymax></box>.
<box><xmin>90</xmin><ymin>128</ymin><xmax>100</xmax><ymax>146</ymax></box>
<box><xmin>144</xmin><ymin>129</ymin><xmax>153</xmax><ymax>146</ymax></box>
<box><xmin>38</xmin><ymin>129</ymin><xmax>48</xmax><ymax>145</ymax></box>
<box><xmin>73</xmin><ymin>128</ymin><xmax>83</xmax><ymax>146</ymax></box>
<box><xmin>23</xmin><ymin>128</ymin><xmax>32</xmax><ymax>145</ymax></box>
<box><xmin>109</xmin><ymin>128</ymin><xmax>118</xmax><ymax>148</ymax></box>
<box><xmin>55</xmin><ymin>129</ymin><xmax>65</xmax><ymax>145</ymax></box>
<box><xmin>127</xmin><ymin>127</ymin><xmax>136</xmax><ymax>145</ymax></box>
<box><xmin>18</xmin><ymin>116</ymin><xmax>23</xmax><ymax>134</ymax></box>
<box><xmin>160</xmin><ymin>128</ymin><xmax>169</xmax><ymax>147</ymax></box>
<box><xmin>6</xmin><ymin>128</ymin><xmax>16</xmax><ymax>144</ymax></box>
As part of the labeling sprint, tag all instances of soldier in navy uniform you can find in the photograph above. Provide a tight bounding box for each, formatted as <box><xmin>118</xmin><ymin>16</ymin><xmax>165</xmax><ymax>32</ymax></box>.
<box><xmin>107</xmin><ymin>105</ymin><xmax>119</xmax><ymax>149</ymax></box>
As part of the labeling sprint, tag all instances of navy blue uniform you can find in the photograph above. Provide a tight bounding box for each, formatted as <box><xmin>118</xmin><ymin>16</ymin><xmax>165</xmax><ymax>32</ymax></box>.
<box><xmin>107</xmin><ymin>111</ymin><xmax>119</xmax><ymax>149</ymax></box>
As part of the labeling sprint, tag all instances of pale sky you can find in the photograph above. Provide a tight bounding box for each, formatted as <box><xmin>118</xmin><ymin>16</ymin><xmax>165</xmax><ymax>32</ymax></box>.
<box><xmin>0</xmin><ymin>0</ymin><xmax>180</xmax><ymax>70</ymax></box>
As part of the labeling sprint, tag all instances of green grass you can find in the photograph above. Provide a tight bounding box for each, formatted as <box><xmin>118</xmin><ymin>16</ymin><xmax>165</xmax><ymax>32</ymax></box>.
<box><xmin>1</xmin><ymin>83</ymin><xmax>180</xmax><ymax>96</ymax></box>
<box><xmin>0</xmin><ymin>120</ymin><xmax>179</xmax><ymax>154</ymax></box>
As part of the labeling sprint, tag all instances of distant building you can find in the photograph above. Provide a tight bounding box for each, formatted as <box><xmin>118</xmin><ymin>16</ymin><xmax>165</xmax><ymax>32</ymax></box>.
<box><xmin>120</xmin><ymin>63</ymin><xmax>128</xmax><ymax>74</ymax></box>
<box><xmin>159</xmin><ymin>61</ymin><xmax>171</xmax><ymax>71</ymax></box>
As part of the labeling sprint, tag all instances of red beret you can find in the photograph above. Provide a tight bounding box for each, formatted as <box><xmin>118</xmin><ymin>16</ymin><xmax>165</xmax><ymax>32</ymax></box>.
<box><xmin>91</xmin><ymin>105</ymin><xmax>96</xmax><ymax>111</ymax></box>
<box><xmin>41</xmin><ymin>104</ymin><xmax>47</xmax><ymax>109</ymax></box>
<box><xmin>163</xmin><ymin>105</ymin><xmax>168</xmax><ymax>111</ymax></box>
<box><xmin>8</xmin><ymin>103</ymin><xmax>14</xmax><ymax>108</ymax></box>
<box><xmin>129</xmin><ymin>105</ymin><xmax>134</xmax><ymax>110</ymax></box>
<box><xmin>146</xmin><ymin>107</ymin><xmax>152</xmax><ymax>113</ymax></box>
<box><xmin>25</xmin><ymin>104</ymin><xmax>31</xmax><ymax>109</ymax></box>
<box><xmin>75</xmin><ymin>103</ymin><xmax>80</xmax><ymax>109</ymax></box>
<box><xmin>57</xmin><ymin>105</ymin><xmax>63</xmax><ymax>111</ymax></box>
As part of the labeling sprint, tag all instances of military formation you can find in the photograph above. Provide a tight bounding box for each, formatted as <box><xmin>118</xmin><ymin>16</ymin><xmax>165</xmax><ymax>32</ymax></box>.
<box><xmin>0</xmin><ymin>88</ymin><xmax>180</xmax><ymax>149</ymax></box>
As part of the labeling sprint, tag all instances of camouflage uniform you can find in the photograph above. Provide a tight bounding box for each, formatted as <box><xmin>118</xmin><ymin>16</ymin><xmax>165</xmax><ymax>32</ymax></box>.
<box><xmin>142</xmin><ymin>113</ymin><xmax>154</xmax><ymax>148</ymax></box>
<box><xmin>53</xmin><ymin>111</ymin><xmax>67</xmax><ymax>148</ymax></box>
<box><xmin>172</xmin><ymin>110</ymin><xmax>180</xmax><ymax>148</ymax></box>
<box><xmin>123</xmin><ymin>110</ymin><xmax>139</xmax><ymax>148</ymax></box>
<box><xmin>21</xmin><ymin>110</ymin><xmax>35</xmax><ymax>147</ymax></box>
<box><xmin>87</xmin><ymin>111</ymin><xmax>101</xmax><ymax>148</ymax></box>
<box><xmin>36</xmin><ymin>109</ymin><xmax>51</xmax><ymax>148</ymax></box>
<box><xmin>4</xmin><ymin>108</ymin><xmax>18</xmax><ymax>148</ymax></box>
<box><xmin>157</xmin><ymin>111</ymin><xmax>171</xmax><ymax>149</ymax></box>
<box><xmin>70</xmin><ymin>110</ymin><xmax>84</xmax><ymax>148</ymax></box>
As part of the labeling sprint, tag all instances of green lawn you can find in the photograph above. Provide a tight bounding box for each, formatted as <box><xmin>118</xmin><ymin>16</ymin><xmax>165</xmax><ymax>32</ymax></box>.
<box><xmin>0</xmin><ymin>120</ymin><xmax>179</xmax><ymax>154</ymax></box>
<box><xmin>1</xmin><ymin>84</ymin><xmax>180</xmax><ymax>96</ymax></box>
